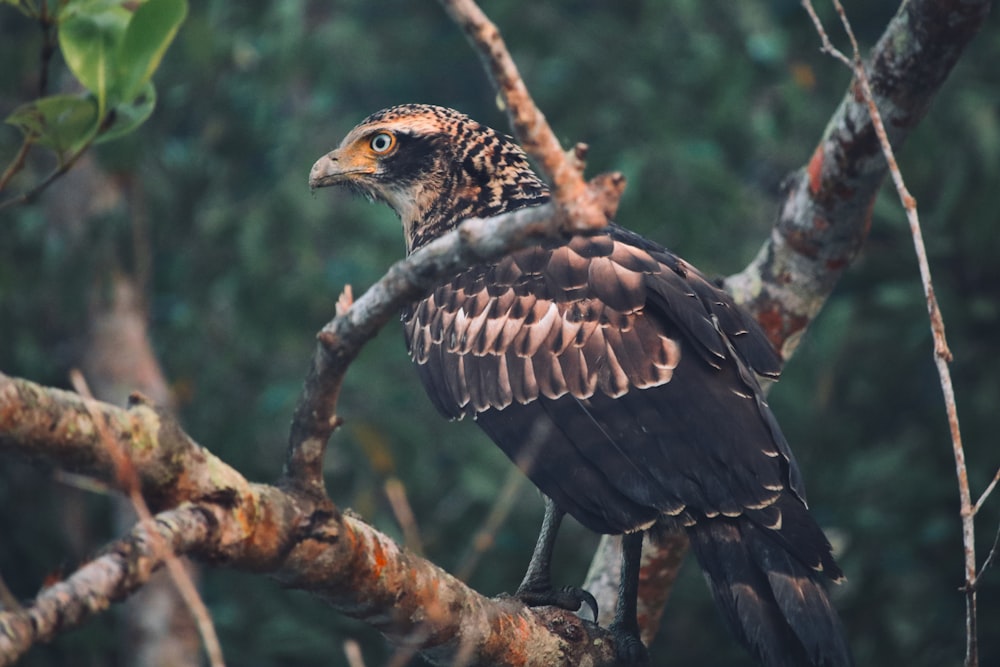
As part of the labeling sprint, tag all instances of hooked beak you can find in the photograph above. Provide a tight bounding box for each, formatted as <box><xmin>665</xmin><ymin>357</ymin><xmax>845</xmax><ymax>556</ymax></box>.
<box><xmin>309</xmin><ymin>143</ymin><xmax>379</xmax><ymax>191</ymax></box>
<box><xmin>309</xmin><ymin>151</ymin><xmax>344</xmax><ymax>190</ymax></box>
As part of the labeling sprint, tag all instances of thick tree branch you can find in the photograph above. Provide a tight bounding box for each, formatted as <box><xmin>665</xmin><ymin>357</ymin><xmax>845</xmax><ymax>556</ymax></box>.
<box><xmin>726</xmin><ymin>0</ymin><xmax>991</xmax><ymax>359</ymax></box>
<box><xmin>0</xmin><ymin>505</ymin><xmax>213</xmax><ymax>666</ymax></box>
<box><xmin>1</xmin><ymin>372</ymin><xmax>620</xmax><ymax>665</ymax></box>
<box><xmin>0</xmin><ymin>374</ymin><xmax>250</xmax><ymax>512</ymax></box>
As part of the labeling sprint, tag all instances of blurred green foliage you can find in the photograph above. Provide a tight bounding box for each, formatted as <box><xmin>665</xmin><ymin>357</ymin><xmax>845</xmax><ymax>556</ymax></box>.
<box><xmin>4</xmin><ymin>0</ymin><xmax>186</xmax><ymax>163</ymax></box>
<box><xmin>1</xmin><ymin>1</ymin><xmax>998</xmax><ymax>666</ymax></box>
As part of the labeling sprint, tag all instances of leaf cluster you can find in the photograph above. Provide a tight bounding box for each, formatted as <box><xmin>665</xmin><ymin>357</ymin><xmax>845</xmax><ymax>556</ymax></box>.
<box><xmin>2</xmin><ymin>0</ymin><xmax>185</xmax><ymax>168</ymax></box>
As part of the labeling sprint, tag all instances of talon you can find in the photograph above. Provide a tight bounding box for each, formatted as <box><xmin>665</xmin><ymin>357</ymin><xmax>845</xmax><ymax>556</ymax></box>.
<box><xmin>561</xmin><ymin>585</ymin><xmax>598</xmax><ymax>621</ymax></box>
<box><xmin>515</xmin><ymin>585</ymin><xmax>599</xmax><ymax>619</ymax></box>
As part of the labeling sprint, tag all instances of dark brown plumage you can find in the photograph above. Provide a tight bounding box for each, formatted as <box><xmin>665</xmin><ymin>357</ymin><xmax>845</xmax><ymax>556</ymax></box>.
<box><xmin>310</xmin><ymin>104</ymin><xmax>853</xmax><ymax>667</ymax></box>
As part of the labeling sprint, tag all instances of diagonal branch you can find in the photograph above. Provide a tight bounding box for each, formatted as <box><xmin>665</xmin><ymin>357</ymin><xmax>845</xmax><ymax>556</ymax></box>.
<box><xmin>0</xmin><ymin>505</ymin><xmax>214</xmax><ymax>667</ymax></box>
<box><xmin>1</xmin><ymin>371</ymin><xmax>621</xmax><ymax>666</ymax></box>
<box><xmin>726</xmin><ymin>0</ymin><xmax>991</xmax><ymax>359</ymax></box>
<box><xmin>438</xmin><ymin>0</ymin><xmax>623</xmax><ymax>233</ymax></box>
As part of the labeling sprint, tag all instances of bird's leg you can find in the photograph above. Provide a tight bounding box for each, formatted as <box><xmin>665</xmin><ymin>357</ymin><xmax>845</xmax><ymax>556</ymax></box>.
<box><xmin>514</xmin><ymin>496</ymin><xmax>599</xmax><ymax>620</ymax></box>
<box><xmin>609</xmin><ymin>531</ymin><xmax>649</xmax><ymax>664</ymax></box>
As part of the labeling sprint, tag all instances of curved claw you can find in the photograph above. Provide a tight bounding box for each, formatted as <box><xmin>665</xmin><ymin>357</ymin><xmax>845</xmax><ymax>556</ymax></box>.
<box><xmin>515</xmin><ymin>585</ymin><xmax>599</xmax><ymax>621</ymax></box>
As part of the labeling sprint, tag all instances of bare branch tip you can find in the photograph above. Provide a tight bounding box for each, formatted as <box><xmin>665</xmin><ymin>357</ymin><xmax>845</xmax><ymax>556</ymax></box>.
<box><xmin>336</xmin><ymin>285</ymin><xmax>354</xmax><ymax>317</ymax></box>
<box><xmin>588</xmin><ymin>171</ymin><xmax>627</xmax><ymax>220</ymax></box>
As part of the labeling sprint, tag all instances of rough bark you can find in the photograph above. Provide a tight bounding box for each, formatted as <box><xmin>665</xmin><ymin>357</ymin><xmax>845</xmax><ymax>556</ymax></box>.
<box><xmin>0</xmin><ymin>372</ymin><xmax>618</xmax><ymax>666</ymax></box>
<box><xmin>726</xmin><ymin>0</ymin><xmax>992</xmax><ymax>359</ymax></box>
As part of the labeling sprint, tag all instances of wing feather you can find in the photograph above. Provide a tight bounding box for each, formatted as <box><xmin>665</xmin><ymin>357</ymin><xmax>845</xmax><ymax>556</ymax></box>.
<box><xmin>401</xmin><ymin>224</ymin><xmax>801</xmax><ymax>535</ymax></box>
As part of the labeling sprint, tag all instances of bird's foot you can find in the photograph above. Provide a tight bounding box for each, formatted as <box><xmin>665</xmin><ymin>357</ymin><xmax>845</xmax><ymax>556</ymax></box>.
<box><xmin>515</xmin><ymin>585</ymin><xmax>599</xmax><ymax>621</ymax></box>
<box><xmin>608</xmin><ymin>622</ymin><xmax>648</xmax><ymax>666</ymax></box>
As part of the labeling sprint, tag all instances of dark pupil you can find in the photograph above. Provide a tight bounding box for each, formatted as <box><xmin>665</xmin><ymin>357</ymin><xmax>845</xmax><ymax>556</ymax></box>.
<box><xmin>373</xmin><ymin>135</ymin><xmax>389</xmax><ymax>151</ymax></box>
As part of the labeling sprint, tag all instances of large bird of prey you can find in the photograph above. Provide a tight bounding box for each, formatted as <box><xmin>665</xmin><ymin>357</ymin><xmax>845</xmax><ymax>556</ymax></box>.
<box><xmin>310</xmin><ymin>104</ymin><xmax>853</xmax><ymax>667</ymax></box>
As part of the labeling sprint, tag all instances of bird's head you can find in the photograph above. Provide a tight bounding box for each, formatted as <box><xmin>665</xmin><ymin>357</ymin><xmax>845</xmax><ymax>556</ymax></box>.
<box><xmin>310</xmin><ymin>104</ymin><xmax>550</xmax><ymax>252</ymax></box>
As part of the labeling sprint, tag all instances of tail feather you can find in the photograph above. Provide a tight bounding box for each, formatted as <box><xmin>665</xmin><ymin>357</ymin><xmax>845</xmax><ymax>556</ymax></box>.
<box><xmin>687</xmin><ymin>513</ymin><xmax>853</xmax><ymax>667</ymax></box>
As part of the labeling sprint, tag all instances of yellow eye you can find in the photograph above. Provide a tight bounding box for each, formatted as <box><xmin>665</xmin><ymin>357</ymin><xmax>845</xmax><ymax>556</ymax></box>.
<box><xmin>369</xmin><ymin>132</ymin><xmax>396</xmax><ymax>154</ymax></box>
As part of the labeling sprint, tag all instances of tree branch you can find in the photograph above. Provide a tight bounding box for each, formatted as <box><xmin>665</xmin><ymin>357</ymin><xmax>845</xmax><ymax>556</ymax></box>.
<box><xmin>725</xmin><ymin>0</ymin><xmax>991</xmax><ymax>359</ymax></box>
<box><xmin>0</xmin><ymin>505</ymin><xmax>213</xmax><ymax>667</ymax></box>
<box><xmin>438</xmin><ymin>0</ymin><xmax>624</xmax><ymax>233</ymax></box>
<box><xmin>1</xmin><ymin>373</ymin><xmax>622</xmax><ymax>665</ymax></box>
<box><xmin>283</xmin><ymin>200</ymin><xmax>611</xmax><ymax>496</ymax></box>
<box><xmin>0</xmin><ymin>373</ymin><xmax>250</xmax><ymax>511</ymax></box>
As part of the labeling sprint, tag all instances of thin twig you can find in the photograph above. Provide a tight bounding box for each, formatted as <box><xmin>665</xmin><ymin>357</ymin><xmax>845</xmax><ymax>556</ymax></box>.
<box><xmin>0</xmin><ymin>145</ymin><xmax>91</xmax><ymax>212</ymax></box>
<box><xmin>972</xmin><ymin>466</ymin><xmax>1000</xmax><ymax>516</ymax></box>
<box><xmin>0</xmin><ymin>4</ymin><xmax>74</xmax><ymax>203</ymax></box>
<box><xmin>0</xmin><ymin>141</ymin><xmax>33</xmax><ymax>193</ymax></box>
<box><xmin>384</xmin><ymin>477</ymin><xmax>424</xmax><ymax>556</ymax></box>
<box><xmin>69</xmin><ymin>370</ymin><xmax>227</xmax><ymax>667</ymax></box>
<box><xmin>53</xmin><ymin>470</ymin><xmax>114</xmax><ymax>495</ymax></box>
<box><xmin>974</xmin><ymin>521</ymin><xmax>1000</xmax><ymax>587</ymax></box>
<box><xmin>801</xmin><ymin>2</ymin><xmax>976</xmax><ymax>665</ymax></box>
<box><xmin>454</xmin><ymin>465</ymin><xmax>527</xmax><ymax>582</ymax></box>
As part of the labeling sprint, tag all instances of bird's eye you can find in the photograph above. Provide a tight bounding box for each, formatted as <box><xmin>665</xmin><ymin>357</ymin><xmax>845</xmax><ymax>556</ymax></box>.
<box><xmin>369</xmin><ymin>132</ymin><xmax>396</xmax><ymax>154</ymax></box>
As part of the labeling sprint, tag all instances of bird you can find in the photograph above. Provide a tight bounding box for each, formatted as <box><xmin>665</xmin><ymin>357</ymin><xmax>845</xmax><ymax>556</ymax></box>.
<box><xmin>309</xmin><ymin>103</ymin><xmax>854</xmax><ymax>667</ymax></box>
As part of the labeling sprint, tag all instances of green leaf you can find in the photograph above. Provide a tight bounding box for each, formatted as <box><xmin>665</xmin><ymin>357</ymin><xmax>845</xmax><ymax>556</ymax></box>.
<box><xmin>58</xmin><ymin>0</ymin><xmax>130</xmax><ymax>113</ymax></box>
<box><xmin>5</xmin><ymin>94</ymin><xmax>99</xmax><ymax>155</ymax></box>
<box><xmin>115</xmin><ymin>0</ymin><xmax>188</xmax><ymax>102</ymax></box>
<box><xmin>95</xmin><ymin>82</ymin><xmax>156</xmax><ymax>144</ymax></box>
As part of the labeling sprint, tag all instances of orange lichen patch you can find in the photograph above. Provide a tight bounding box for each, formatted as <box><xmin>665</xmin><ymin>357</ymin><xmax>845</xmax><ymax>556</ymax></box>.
<box><xmin>752</xmin><ymin>302</ymin><xmax>807</xmax><ymax>355</ymax></box>
<box><xmin>487</xmin><ymin>610</ymin><xmax>533</xmax><ymax>664</ymax></box>
<box><xmin>807</xmin><ymin>144</ymin><xmax>825</xmax><ymax>196</ymax></box>
<box><xmin>368</xmin><ymin>534</ymin><xmax>388</xmax><ymax>580</ymax></box>
<box><xmin>221</xmin><ymin>489</ymin><xmax>303</xmax><ymax>569</ymax></box>
<box><xmin>635</xmin><ymin>532</ymin><xmax>688</xmax><ymax>641</ymax></box>
<box><xmin>515</xmin><ymin>612</ymin><xmax>533</xmax><ymax>639</ymax></box>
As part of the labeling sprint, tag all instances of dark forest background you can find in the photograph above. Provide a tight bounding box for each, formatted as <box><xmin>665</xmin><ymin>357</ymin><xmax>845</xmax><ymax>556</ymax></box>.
<box><xmin>2</xmin><ymin>1</ymin><xmax>999</xmax><ymax>666</ymax></box>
